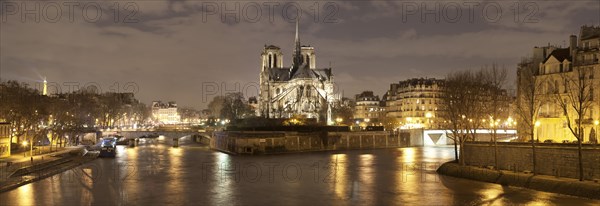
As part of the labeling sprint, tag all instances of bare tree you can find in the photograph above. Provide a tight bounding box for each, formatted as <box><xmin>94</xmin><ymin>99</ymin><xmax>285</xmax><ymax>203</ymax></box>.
<box><xmin>555</xmin><ymin>67</ymin><xmax>595</xmax><ymax>181</ymax></box>
<box><xmin>440</xmin><ymin>76</ymin><xmax>464</xmax><ymax>162</ymax></box>
<box><xmin>481</xmin><ymin>64</ymin><xmax>508</xmax><ymax>170</ymax></box>
<box><xmin>441</xmin><ymin>68</ymin><xmax>508</xmax><ymax>166</ymax></box>
<box><xmin>441</xmin><ymin>71</ymin><xmax>479</xmax><ymax>165</ymax></box>
<box><xmin>515</xmin><ymin>58</ymin><xmax>546</xmax><ymax>175</ymax></box>
<box><xmin>0</xmin><ymin>81</ymin><xmax>48</xmax><ymax>147</ymax></box>
<box><xmin>331</xmin><ymin>97</ymin><xmax>354</xmax><ymax>125</ymax></box>
<box><xmin>220</xmin><ymin>92</ymin><xmax>254</xmax><ymax>120</ymax></box>
<box><xmin>207</xmin><ymin>95</ymin><xmax>226</xmax><ymax>118</ymax></box>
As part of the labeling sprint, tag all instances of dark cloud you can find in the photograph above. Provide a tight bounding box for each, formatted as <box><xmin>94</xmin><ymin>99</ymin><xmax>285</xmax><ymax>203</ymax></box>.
<box><xmin>1</xmin><ymin>0</ymin><xmax>599</xmax><ymax>109</ymax></box>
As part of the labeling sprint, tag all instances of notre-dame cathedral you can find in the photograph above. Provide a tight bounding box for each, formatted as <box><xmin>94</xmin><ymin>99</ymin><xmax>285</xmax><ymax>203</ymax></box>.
<box><xmin>258</xmin><ymin>20</ymin><xmax>339</xmax><ymax>124</ymax></box>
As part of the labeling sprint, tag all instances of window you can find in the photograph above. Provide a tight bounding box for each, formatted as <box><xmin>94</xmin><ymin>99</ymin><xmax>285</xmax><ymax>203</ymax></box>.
<box><xmin>558</xmin><ymin>64</ymin><xmax>563</xmax><ymax>72</ymax></box>
<box><xmin>268</xmin><ymin>54</ymin><xmax>272</xmax><ymax>68</ymax></box>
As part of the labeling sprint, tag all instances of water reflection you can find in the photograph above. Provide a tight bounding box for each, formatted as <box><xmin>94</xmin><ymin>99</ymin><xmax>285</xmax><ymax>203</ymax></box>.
<box><xmin>331</xmin><ymin>154</ymin><xmax>347</xmax><ymax>200</ymax></box>
<box><xmin>167</xmin><ymin>147</ymin><xmax>183</xmax><ymax>204</ymax></box>
<box><xmin>356</xmin><ymin>154</ymin><xmax>375</xmax><ymax>203</ymax></box>
<box><xmin>16</xmin><ymin>183</ymin><xmax>34</xmax><ymax>205</ymax></box>
<box><xmin>210</xmin><ymin>152</ymin><xmax>235</xmax><ymax>205</ymax></box>
<box><xmin>402</xmin><ymin>147</ymin><xmax>416</xmax><ymax>162</ymax></box>
<box><xmin>2</xmin><ymin>146</ymin><xmax>599</xmax><ymax>206</ymax></box>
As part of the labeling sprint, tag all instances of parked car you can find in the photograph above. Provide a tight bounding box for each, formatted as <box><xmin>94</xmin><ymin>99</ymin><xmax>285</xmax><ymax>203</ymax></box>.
<box><xmin>562</xmin><ymin>140</ymin><xmax>571</xmax><ymax>143</ymax></box>
<box><xmin>543</xmin><ymin>139</ymin><xmax>554</xmax><ymax>143</ymax></box>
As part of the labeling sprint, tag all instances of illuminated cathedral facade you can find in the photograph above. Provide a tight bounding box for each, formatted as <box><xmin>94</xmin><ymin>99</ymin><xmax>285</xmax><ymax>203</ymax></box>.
<box><xmin>258</xmin><ymin>20</ymin><xmax>339</xmax><ymax>124</ymax></box>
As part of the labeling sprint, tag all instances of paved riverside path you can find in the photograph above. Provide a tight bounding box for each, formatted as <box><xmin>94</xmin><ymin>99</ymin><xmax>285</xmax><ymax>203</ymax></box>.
<box><xmin>0</xmin><ymin>147</ymin><xmax>82</xmax><ymax>184</ymax></box>
<box><xmin>0</xmin><ymin>146</ymin><xmax>84</xmax><ymax>192</ymax></box>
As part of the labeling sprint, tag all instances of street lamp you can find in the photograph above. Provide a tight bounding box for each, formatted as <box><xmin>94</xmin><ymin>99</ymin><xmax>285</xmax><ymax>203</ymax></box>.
<box><xmin>22</xmin><ymin>141</ymin><xmax>28</xmax><ymax>157</ymax></box>
<box><xmin>425</xmin><ymin>112</ymin><xmax>433</xmax><ymax>118</ymax></box>
<box><xmin>594</xmin><ymin>120</ymin><xmax>599</xmax><ymax>143</ymax></box>
<box><xmin>335</xmin><ymin>117</ymin><xmax>343</xmax><ymax>125</ymax></box>
<box><xmin>534</xmin><ymin>121</ymin><xmax>541</xmax><ymax>142</ymax></box>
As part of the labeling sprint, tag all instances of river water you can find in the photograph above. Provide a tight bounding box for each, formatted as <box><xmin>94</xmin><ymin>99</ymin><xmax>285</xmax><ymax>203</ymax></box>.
<box><xmin>0</xmin><ymin>137</ymin><xmax>597</xmax><ymax>205</ymax></box>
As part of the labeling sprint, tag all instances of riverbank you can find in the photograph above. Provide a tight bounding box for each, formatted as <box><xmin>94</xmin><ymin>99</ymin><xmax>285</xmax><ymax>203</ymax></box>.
<box><xmin>212</xmin><ymin>131</ymin><xmax>418</xmax><ymax>155</ymax></box>
<box><xmin>0</xmin><ymin>147</ymin><xmax>98</xmax><ymax>193</ymax></box>
<box><xmin>436</xmin><ymin>162</ymin><xmax>600</xmax><ymax>200</ymax></box>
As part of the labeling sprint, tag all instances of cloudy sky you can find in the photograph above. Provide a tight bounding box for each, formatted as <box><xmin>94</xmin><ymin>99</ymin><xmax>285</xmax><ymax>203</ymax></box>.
<box><xmin>1</xmin><ymin>0</ymin><xmax>599</xmax><ymax>109</ymax></box>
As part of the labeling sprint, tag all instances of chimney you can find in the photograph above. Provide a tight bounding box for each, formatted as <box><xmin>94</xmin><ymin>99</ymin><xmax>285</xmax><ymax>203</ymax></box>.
<box><xmin>569</xmin><ymin>35</ymin><xmax>577</xmax><ymax>57</ymax></box>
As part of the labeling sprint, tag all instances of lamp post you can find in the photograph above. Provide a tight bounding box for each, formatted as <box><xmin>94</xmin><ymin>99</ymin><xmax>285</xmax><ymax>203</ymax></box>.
<box><xmin>29</xmin><ymin>135</ymin><xmax>33</xmax><ymax>157</ymax></box>
<box><xmin>22</xmin><ymin>141</ymin><xmax>28</xmax><ymax>157</ymax></box>
<box><xmin>534</xmin><ymin>121</ymin><xmax>541</xmax><ymax>142</ymax></box>
<box><xmin>594</xmin><ymin>120</ymin><xmax>599</xmax><ymax>143</ymax></box>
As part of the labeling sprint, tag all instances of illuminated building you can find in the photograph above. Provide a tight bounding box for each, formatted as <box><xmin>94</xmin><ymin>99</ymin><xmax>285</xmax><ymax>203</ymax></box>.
<box><xmin>152</xmin><ymin>101</ymin><xmax>180</xmax><ymax>124</ymax></box>
<box><xmin>258</xmin><ymin>20</ymin><xmax>339</xmax><ymax>124</ymax></box>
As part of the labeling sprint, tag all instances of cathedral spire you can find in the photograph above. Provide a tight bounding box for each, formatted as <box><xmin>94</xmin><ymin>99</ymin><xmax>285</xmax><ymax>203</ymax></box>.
<box><xmin>293</xmin><ymin>18</ymin><xmax>302</xmax><ymax>69</ymax></box>
<box><xmin>295</xmin><ymin>18</ymin><xmax>299</xmax><ymax>46</ymax></box>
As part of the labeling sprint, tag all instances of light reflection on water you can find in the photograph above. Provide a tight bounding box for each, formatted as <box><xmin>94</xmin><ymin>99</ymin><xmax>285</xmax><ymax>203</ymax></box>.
<box><xmin>16</xmin><ymin>183</ymin><xmax>34</xmax><ymax>206</ymax></box>
<box><xmin>331</xmin><ymin>154</ymin><xmax>347</xmax><ymax>200</ymax></box>
<box><xmin>1</xmin><ymin>145</ymin><xmax>599</xmax><ymax>206</ymax></box>
<box><xmin>210</xmin><ymin>152</ymin><xmax>235</xmax><ymax>206</ymax></box>
<box><xmin>167</xmin><ymin>147</ymin><xmax>184</xmax><ymax>204</ymax></box>
<box><xmin>357</xmin><ymin>154</ymin><xmax>374</xmax><ymax>204</ymax></box>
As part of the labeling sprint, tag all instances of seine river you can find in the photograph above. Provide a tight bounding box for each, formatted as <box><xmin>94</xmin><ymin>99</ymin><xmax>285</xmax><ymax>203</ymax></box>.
<box><xmin>1</xmin><ymin>137</ymin><xmax>597</xmax><ymax>205</ymax></box>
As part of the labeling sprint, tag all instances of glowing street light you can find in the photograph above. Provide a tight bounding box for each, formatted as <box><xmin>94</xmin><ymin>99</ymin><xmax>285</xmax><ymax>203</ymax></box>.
<box><xmin>425</xmin><ymin>112</ymin><xmax>433</xmax><ymax>118</ymax></box>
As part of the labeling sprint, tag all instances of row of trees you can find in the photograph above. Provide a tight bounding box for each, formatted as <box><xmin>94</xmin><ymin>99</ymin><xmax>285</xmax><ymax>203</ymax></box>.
<box><xmin>441</xmin><ymin>65</ymin><xmax>510</xmax><ymax>168</ymax></box>
<box><xmin>554</xmin><ymin>67</ymin><xmax>596</xmax><ymax>181</ymax></box>
<box><xmin>0</xmin><ymin>80</ymin><xmax>149</xmax><ymax>148</ymax></box>
<box><xmin>516</xmin><ymin>57</ymin><xmax>596</xmax><ymax>181</ymax></box>
<box><xmin>207</xmin><ymin>92</ymin><xmax>255</xmax><ymax>120</ymax></box>
<box><xmin>205</xmin><ymin>93</ymin><xmax>356</xmax><ymax>125</ymax></box>
<box><xmin>445</xmin><ymin>58</ymin><xmax>595</xmax><ymax>181</ymax></box>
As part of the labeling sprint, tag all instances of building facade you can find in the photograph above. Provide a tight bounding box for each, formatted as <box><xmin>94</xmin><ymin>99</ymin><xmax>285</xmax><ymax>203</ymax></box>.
<box><xmin>353</xmin><ymin>91</ymin><xmax>384</xmax><ymax>125</ymax></box>
<box><xmin>152</xmin><ymin>101</ymin><xmax>180</xmax><ymax>124</ymax></box>
<box><xmin>258</xmin><ymin>21</ymin><xmax>339</xmax><ymax>124</ymax></box>
<box><xmin>524</xmin><ymin>26</ymin><xmax>600</xmax><ymax>143</ymax></box>
<box><xmin>385</xmin><ymin>78</ymin><xmax>445</xmax><ymax>129</ymax></box>
<box><xmin>0</xmin><ymin>122</ymin><xmax>10</xmax><ymax>158</ymax></box>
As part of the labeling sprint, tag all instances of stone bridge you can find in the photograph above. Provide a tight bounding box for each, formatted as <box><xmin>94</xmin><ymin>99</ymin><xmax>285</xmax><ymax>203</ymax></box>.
<box><xmin>100</xmin><ymin>130</ymin><xmax>213</xmax><ymax>147</ymax></box>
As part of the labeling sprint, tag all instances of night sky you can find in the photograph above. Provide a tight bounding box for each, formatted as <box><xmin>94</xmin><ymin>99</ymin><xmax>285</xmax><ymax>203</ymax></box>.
<box><xmin>1</xmin><ymin>0</ymin><xmax>599</xmax><ymax>109</ymax></box>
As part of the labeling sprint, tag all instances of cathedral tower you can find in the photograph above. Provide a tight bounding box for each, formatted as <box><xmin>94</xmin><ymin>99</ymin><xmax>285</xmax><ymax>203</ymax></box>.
<box><xmin>261</xmin><ymin>45</ymin><xmax>283</xmax><ymax>70</ymax></box>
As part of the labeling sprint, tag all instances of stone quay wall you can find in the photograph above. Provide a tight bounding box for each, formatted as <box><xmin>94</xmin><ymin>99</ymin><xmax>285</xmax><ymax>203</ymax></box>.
<box><xmin>463</xmin><ymin>142</ymin><xmax>600</xmax><ymax>180</ymax></box>
<box><xmin>211</xmin><ymin>131</ymin><xmax>418</xmax><ymax>155</ymax></box>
